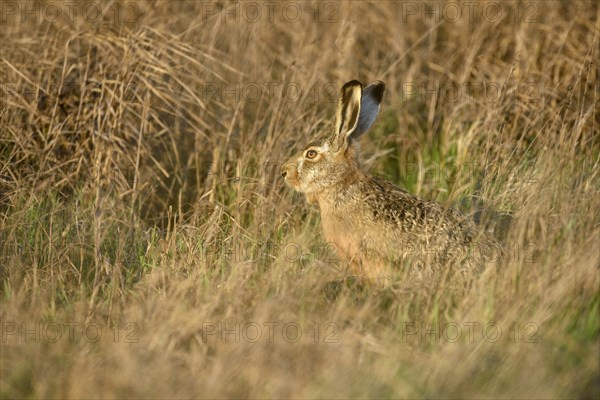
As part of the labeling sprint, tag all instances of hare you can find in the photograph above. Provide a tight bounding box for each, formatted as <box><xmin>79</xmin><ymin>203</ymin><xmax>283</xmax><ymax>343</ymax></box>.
<box><xmin>281</xmin><ymin>80</ymin><xmax>496</xmax><ymax>282</ymax></box>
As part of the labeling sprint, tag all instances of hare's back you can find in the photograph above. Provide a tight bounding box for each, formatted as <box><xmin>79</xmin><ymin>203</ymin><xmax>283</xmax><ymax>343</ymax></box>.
<box><xmin>362</xmin><ymin>176</ymin><xmax>476</xmax><ymax>244</ymax></box>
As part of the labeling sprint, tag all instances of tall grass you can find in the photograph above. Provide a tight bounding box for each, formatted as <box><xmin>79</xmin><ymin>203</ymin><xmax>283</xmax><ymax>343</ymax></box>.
<box><xmin>1</xmin><ymin>1</ymin><xmax>599</xmax><ymax>398</ymax></box>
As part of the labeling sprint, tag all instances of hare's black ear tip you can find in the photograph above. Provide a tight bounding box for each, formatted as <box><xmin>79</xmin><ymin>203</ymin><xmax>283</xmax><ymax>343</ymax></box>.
<box><xmin>370</xmin><ymin>81</ymin><xmax>386</xmax><ymax>102</ymax></box>
<box><xmin>343</xmin><ymin>80</ymin><xmax>363</xmax><ymax>89</ymax></box>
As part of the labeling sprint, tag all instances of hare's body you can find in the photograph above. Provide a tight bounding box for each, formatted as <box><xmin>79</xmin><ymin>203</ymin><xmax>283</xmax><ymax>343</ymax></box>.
<box><xmin>282</xmin><ymin>80</ymin><xmax>491</xmax><ymax>281</ymax></box>
<box><xmin>317</xmin><ymin>174</ymin><xmax>479</xmax><ymax>279</ymax></box>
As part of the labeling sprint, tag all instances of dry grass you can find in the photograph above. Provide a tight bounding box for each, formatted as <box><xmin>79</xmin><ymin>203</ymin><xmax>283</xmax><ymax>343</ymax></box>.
<box><xmin>1</xmin><ymin>1</ymin><xmax>599</xmax><ymax>398</ymax></box>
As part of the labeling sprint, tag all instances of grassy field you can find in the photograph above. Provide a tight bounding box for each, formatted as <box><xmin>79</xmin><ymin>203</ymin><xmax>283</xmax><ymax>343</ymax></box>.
<box><xmin>1</xmin><ymin>1</ymin><xmax>599</xmax><ymax>398</ymax></box>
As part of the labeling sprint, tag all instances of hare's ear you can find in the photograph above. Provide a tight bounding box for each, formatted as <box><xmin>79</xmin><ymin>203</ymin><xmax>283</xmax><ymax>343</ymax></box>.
<box><xmin>352</xmin><ymin>81</ymin><xmax>385</xmax><ymax>140</ymax></box>
<box><xmin>332</xmin><ymin>80</ymin><xmax>363</xmax><ymax>151</ymax></box>
<box><xmin>332</xmin><ymin>80</ymin><xmax>385</xmax><ymax>151</ymax></box>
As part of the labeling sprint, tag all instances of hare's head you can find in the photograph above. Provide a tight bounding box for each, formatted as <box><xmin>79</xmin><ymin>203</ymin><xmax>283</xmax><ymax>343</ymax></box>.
<box><xmin>281</xmin><ymin>80</ymin><xmax>385</xmax><ymax>201</ymax></box>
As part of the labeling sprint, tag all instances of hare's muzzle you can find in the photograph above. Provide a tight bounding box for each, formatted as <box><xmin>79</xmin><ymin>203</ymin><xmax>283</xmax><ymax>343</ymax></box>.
<box><xmin>281</xmin><ymin>161</ymin><xmax>299</xmax><ymax>186</ymax></box>
<box><xmin>281</xmin><ymin>162</ymin><xmax>292</xmax><ymax>178</ymax></box>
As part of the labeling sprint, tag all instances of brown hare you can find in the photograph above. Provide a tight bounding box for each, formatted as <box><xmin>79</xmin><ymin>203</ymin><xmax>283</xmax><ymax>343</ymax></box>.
<box><xmin>281</xmin><ymin>80</ymin><xmax>496</xmax><ymax>283</ymax></box>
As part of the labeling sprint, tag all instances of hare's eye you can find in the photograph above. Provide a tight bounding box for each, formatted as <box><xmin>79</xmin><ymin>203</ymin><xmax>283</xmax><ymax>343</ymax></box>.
<box><xmin>305</xmin><ymin>150</ymin><xmax>318</xmax><ymax>159</ymax></box>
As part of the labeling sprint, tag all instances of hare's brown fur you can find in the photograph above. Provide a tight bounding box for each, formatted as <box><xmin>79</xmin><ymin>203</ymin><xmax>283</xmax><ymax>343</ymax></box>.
<box><xmin>282</xmin><ymin>80</ymin><xmax>493</xmax><ymax>281</ymax></box>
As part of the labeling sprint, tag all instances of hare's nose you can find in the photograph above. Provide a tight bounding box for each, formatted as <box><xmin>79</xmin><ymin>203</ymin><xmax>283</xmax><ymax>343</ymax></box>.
<box><xmin>281</xmin><ymin>169</ymin><xmax>287</xmax><ymax>178</ymax></box>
